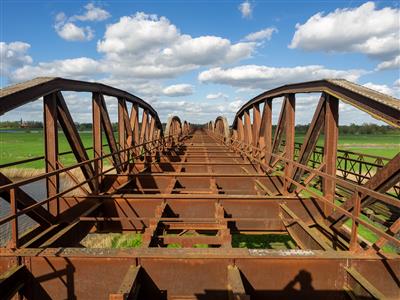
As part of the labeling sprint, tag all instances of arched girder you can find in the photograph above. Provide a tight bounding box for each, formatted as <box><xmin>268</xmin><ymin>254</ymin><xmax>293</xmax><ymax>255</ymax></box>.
<box><xmin>214</xmin><ymin>116</ymin><xmax>230</xmax><ymax>142</ymax></box>
<box><xmin>0</xmin><ymin>76</ymin><xmax>399</xmax><ymax>298</ymax></box>
<box><xmin>0</xmin><ymin>77</ymin><xmax>165</xmax><ymax>199</ymax></box>
<box><xmin>0</xmin><ymin>77</ymin><xmax>163</xmax><ymax>131</ymax></box>
<box><xmin>165</xmin><ymin>115</ymin><xmax>183</xmax><ymax>137</ymax></box>
<box><xmin>206</xmin><ymin>78</ymin><xmax>400</xmax><ymax>255</ymax></box>
<box><xmin>232</xmin><ymin>79</ymin><xmax>400</xmax><ymax>129</ymax></box>
<box><xmin>225</xmin><ymin>79</ymin><xmax>400</xmax><ymax>210</ymax></box>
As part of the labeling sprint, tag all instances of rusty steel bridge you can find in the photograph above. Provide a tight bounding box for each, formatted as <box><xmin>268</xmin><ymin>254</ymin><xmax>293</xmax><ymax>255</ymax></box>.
<box><xmin>0</xmin><ymin>77</ymin><xmax>399</xmax><ymax>299</ymax></box>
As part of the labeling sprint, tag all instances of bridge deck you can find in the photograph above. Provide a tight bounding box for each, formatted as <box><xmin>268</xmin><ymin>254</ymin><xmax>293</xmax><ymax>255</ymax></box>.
<box><xmin>0</xmin><ymin>129</ymin><xmax>398</xmax><ymax>300</ymax></box>
<box><xmin>0</xmin><ymin>77</ymin><xmax>399</xmax><ymax>299</ymax></box>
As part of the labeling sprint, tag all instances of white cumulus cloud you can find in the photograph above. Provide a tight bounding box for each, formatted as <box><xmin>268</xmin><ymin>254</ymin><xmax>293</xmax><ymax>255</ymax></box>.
<box><xmin>55</xmin><ymin>21</ymin><xmax>94</xmax><ymax>41</ymax></box>
<box><xmin>376</xmin><ymin>55</ymin><xmax>400</xmax><ymax>71</ymax></box>
<box><xmin>8</xmin><ymin>12</ymin><xmax>258</xmax><ymax>84</ymax></box>
<box><xmin>160</xmin><ymin>36</ymin><xmax>255</xmax><ymax>66</ymax></box>
<box><xmin>0</xmin><ymin>42</ymin><xmax>32</xmax><ymax>75</ymax></box>
<box><xmin>244</xmin><ymin>27</ymin><xmax>277</xmax><ymax>42</ymax></box>
<box><xmin>162</xmin><ymin>84</ymin><xmax>194</xmax><ymax>97</ymax></box>
<box><xmin>206</xmin><ymin>92</ymin><xmax>228</xmax><ymax>100</ymax></box>
<box><xmin>70</xmin><ymin>3</ymin><xmax>111</xmax><ymax>22</ymax></box>
<box><xmin>54</xmin><ymin>3</ymin><xmax>110</xmax><ymax>42</ymax></box>
<box><xmin>98</xmin><ymin>13</ymin><xmax>179</xmax><ymax>56</ymax></box>
<box><xmin>8</xmin><ymin>57</ymin><xmax>101</xmax><ymax>82</ymax></box>
<box><xmin>97</xmin><ymin>12</ymin><xmax>256</xmax><ymax>78</ymax></box>
<box><xmin>393</xmin><ymin>79</ymin><xmax>400</xmax><ymax>97</ymax></box>
<box><xmin>239</xmin><ymin>1</ymin><xmax>253</xmax><ymax>19</ymax></box>
<box><xmin>362</xmin><ymin>82</ymin><xmax>396</xmax><ymax>97</ymax></box>
<box><xmin>289</xmin><ymin>2</ymin><xmax>400</xmax><ymax>61</ymax></box>
<box><xmin>199</xmin><ymin>65</ymin><xmax>365</xmax><ymax>89</ymax></box>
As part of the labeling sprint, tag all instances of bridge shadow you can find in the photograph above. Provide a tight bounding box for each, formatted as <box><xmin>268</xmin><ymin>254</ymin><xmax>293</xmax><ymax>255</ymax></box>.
<box><xmin>14</xmin><ymin>264</ymin><xmax>381</xmax><ymax>299</ymax></box>
<box><xmin>16</xmin><ymin>257</ymin><xmax>75</xmax><ymax>300</ymax></box>
<box><xmin>137</xmin><ymin>268</ymin><xmax>360</xmax><ymax>300</ymax></box>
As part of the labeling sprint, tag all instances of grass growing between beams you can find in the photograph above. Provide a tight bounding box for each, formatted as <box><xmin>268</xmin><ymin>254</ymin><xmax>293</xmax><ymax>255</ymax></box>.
<box><xmin>232</xmin><ymin>234</ymin><xmax>297</xmax><ymax>249</ymax></box>
<box><xmin>344</xmin><ymin>215</ymin><xmax>398</xmax><ymax>254</ymax></box>
<box><xmin>297</xmin><ymin>192</ymin><xmax>398</xmax><ymax>254</ymax></box>
<box><xmin>81</xmin><ymin>233</ymin><xmax>142</xmax><ymax>248</ymax></box>
<box><xmin>165</xmin><ymin>234</ymin><xmax>297</xmax><ymax>249</ymax></box>
<box><xmin>166</xmin><ymin>243</ymin><xmax>209</xmax><ymax>248</ymax></box>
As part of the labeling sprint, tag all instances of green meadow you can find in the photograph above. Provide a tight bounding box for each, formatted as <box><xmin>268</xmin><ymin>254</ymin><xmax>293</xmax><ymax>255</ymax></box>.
<box><xmin>1</xmin><ymin>129</ymin><xmax>398</xmax><ymax>169</ymax></box>
<box><xmin>294</xmin><ymin>133</ymin><xmax>399</xmax><ymax>158</ymax></box>
<box><xmin>0</xmin><ymin>129</ymin><xmax>109</xmax><ymax>169</ymax></box>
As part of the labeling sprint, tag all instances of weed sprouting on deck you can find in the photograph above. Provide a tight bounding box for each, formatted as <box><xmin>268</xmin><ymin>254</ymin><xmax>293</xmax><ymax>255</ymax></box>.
<box><xmin>81</xmin><ymin>233</ymin><xmax>142</xmax><ymax>249</ymax></box>
<box><xmin>232</xmin><ymin>234</ymin><xmax>297</xmax><ymax>249</ymax></box>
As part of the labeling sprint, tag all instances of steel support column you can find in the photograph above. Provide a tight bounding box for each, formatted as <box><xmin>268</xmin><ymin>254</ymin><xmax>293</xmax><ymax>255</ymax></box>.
<box><xmin>259</xmin><ymin>99</ymin><xmax>272</xmax><ymax>164</ymax></box>
<box><xmin>323</xmin><ymin>94</ymin><xmax>339</xmax><ymax>215</ymax></box>
<box><xmin>284</xmin><ymin>94</ymin><xmax>295</xmax><ymax>193</ymax></box>
<box><xmin>43</xmin><ymin>93</ymin><xmax>59</xmax><ymax>216</ymax></box>
<box><xmin>92</xmin><ymin>92</ymin><xmax>102</xmax><ymax>194</ymax></box>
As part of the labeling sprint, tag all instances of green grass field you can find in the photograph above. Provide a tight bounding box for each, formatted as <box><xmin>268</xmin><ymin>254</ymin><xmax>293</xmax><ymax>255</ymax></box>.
<box><xmin>295</xmin><ymin>133</ymin><xmax>399</xmax><ymax>158</ymax></box>
<box><xmin>1</xmin><ymin>130</ymin><xmax>397</xmax><ymax>169</ymax></box>
<box><xmin>0</xmin><ymin>129</ymin><xmax>111</xmax><ymax>169</ymax></box>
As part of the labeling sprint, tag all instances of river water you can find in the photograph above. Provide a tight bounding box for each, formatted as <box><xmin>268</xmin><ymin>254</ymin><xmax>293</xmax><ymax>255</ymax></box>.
<box><xmin>1</xmin><ymin>179</ymin><xmax>51</xmax><ymax>245</ymax></box>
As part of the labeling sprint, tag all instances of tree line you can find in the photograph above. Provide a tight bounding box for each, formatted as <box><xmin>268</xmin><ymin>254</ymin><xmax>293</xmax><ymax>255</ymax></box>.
<box><xmin>293</xmin><ymin>123</ymin><xmax>399</xmax><ymax>135</ymax></box>
<box><xmin>0</xmin><ymin>121</ymin><xmax>398</xmax><ymax>135</ymax></box>
<box><xmin>0</xmin><ymin>121</ymin><xmax>166</xmax><ymax>132</ymax></box>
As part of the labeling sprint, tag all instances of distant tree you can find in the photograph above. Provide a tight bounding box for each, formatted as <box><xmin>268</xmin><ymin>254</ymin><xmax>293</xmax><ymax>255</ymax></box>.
<box><xmin>0</xmin><ymin>121</ymin><xmax>399</xmax><ymax>135</ymax></box>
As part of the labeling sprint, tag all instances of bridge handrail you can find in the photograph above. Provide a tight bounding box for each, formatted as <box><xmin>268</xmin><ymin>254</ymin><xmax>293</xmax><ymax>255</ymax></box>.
<box><xmin>0</xmin><ymin>143</ymin><xmax>113</xmax><ymax>169</ymax></box>
<box><xmin>0</xmin><ymin>77</ymin><xmax>163</xmax><ymax>131</ymax></box>
<box><xmin>210</xmin><ymin>131</ymin><xmax>400</xmax><ymax>248</ymax></box>
<box><xmin>232</xmin><ymin>79</ymin><xmax>400</xmax><ymax>128</ymax></box>
<box><xmin>0</xmin><ymin>134</ymin><xmax>177</xmax><ymax>193</ymax></box>
<box><xmin>0</xmin><ymin>134</ymin><xmax>179</xmax><ymax>227</ymax></box>
<box><xmin>227</xmin><ymin>135</ymin><xmax>397</xmax><ymax>206</ymax></box>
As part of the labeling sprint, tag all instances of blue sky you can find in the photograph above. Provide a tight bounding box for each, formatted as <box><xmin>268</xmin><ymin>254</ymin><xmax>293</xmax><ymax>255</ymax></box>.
<box><xmin>1</xmin><ymin>0</ymin><xmax>399</xmax><ymax>124</ymax></box>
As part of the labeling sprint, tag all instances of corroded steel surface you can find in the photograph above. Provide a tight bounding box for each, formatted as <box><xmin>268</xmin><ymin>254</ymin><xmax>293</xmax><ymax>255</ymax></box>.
<box><xmin>233</xmin><ymin>79</ymin><xmax>400</xmax><ymax>127</ymax></box>
<box><xmin>0</xmin><ymin>77</ymin><xmax>399</xmax><ymax>299</ymax></box>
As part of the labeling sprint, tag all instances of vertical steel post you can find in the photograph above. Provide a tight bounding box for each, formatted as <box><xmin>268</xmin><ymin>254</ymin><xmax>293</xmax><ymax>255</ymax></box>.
<box><xmin>148</xmin><ymin>117</ymin><xmax>156</xmax><ymax>160</ymax></box>
<box><xmin>118</xmin><ymin>98</ymin><xmax>126</xmax><ymax>168</ymax></box>
<box><xmin>252</xmin><ymin>104</ymin><xmax>260</xmax><ymax>146</ymax></box>
<box><xmin>284</xmin><ymin>94</ymin><xmax>295</xmax><ymax>193</ymax></box>
<box><xmin>139</xmin><ymin>110</ymin><xmax>148</xmax><ymax>154</ymax></box>
<box><xmin>237</xmin><ymin>116</ymin><xmax>244</xmax><ymax>143</ymax></box>
<box><xmin>130</xmin><ymin>104</ymin><xmax>139</xmax><ymax>158</ymax></box>
<box><xmin>10</xmin><ymin>188</ymin><xmax>18</xmax><ymax>249</ymax></box>
<box><xmin>232</xmin><ymin>129</ymin><xmax>238</xmax><ymax>141</ymax></box>
<box><xmin>140</xmin><ymin>110</ymin><xmax>148</xmax><ymax>144</ymax></box>
<box><xmin>270</xmin><ymin>98</ymin><xmax>287</xmax><ymax>164</ymax></box>
<box><xmin>323</xmin><ymin>94</ymin><xmax>339</xmax><ymax>215</ymax></box>
<box><xmin>349</xmin><ymin>191</ymin><xmax>361</xmax><ymax>251</ymax></box>
<box><xmin>244</xmin><ymin>110</ymin><xmax>252</xmax><ymax>154</ymax></box>
<box><xmin>259</xmin><ymin>99</ymin><xmax>272</xmax><ymax>164</ymax></box>
<box><xmin>92</xmin><ymin>92</ymin><xmax>102</xmax><ymax>194</ymax></box>
<box><xmin>44</xmin><ymin>93</ymin><xmax>59</xmax><ymax>217</ymax></box>
<box><xmin>252</xmin><ymin>104</ymin><xmax>261</xmax><ymax>172</ymax></box>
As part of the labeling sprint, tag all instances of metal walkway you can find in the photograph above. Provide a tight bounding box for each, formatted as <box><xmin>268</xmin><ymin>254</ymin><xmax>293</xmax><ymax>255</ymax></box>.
<box><xmin>0</xmin><ymin>77</ymin><xmax>399</xmax><ymax>300</ymax></box>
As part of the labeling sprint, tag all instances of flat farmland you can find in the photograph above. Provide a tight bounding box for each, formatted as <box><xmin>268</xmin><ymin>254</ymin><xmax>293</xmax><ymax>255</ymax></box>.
<box><xmin>0</xmin><ymin>129</ymin><xmax>110</xmax><ymax>169</ymax></box>
<box><xmin>295</xmin><ymin>133</ymin><xmax>399</xmax><ymax>158</ymax></box>
<box><xmin>0</xmin><ymin>129</ymin><xmax>399</xmax><ymax>169</ymax></box>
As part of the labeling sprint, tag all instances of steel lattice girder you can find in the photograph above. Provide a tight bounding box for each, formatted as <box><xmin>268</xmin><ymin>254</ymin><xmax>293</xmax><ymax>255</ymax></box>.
<box><xmin>0</xmin><ymin>77</ymin><xmax>399</xmax><ymax>299</ymax></box>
